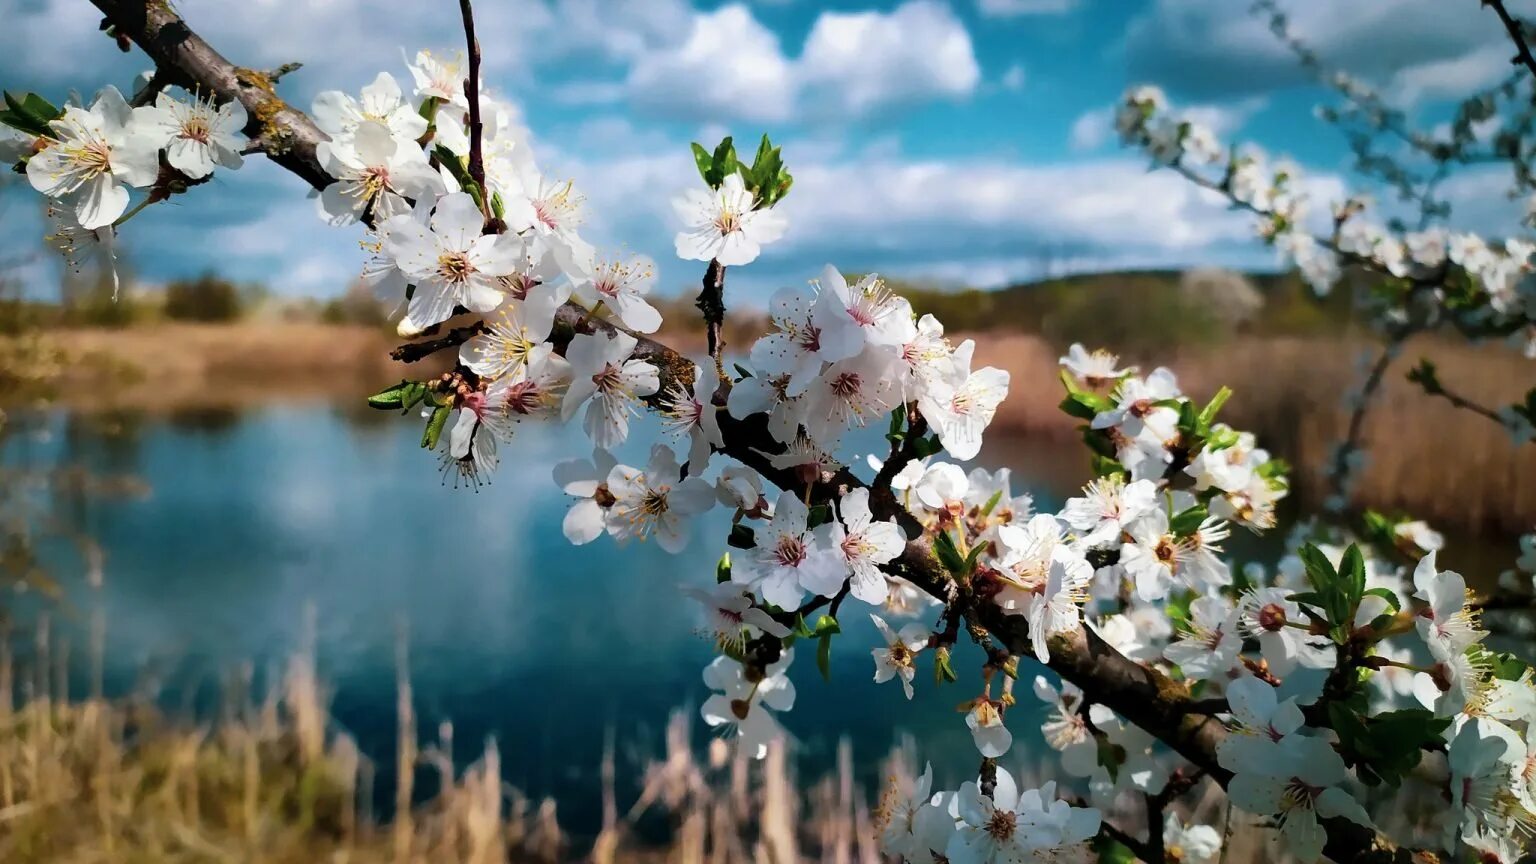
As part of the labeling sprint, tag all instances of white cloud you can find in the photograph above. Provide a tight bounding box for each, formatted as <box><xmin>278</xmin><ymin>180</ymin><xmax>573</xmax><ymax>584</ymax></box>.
<box><xmin>547</xmin><ymin>80</ymin><xmax>627</xmax><ymax>107</ymax></box>
<box><xmin>797</xmin><ymin>2</ymin><xmax>980</xmax><ymax>118</ymax></box>
<box><xmin>1069</xmin><ymin>107</ymin><xmax>1114</xmax><ymax>151</ymax></box>
<box><xmin>625</xmin><ymin>1</ymin><xmax>980</xmax><ymax>124</ymax></box>
<box><xmin>558</xmin><ymin>141</ymin><xmax>1346</xmax><ymax>297</ymax></box>
<box><xmin>1389</xmin><ymin>43</ymin><xmax>1513</xmax><ymax>105</ymax></box>
<box><xmin>626</xmin><ymin>5</ymin><xmax>796</xmax><ymax>123</ymax></box>
<box><xmin>978</xmin><ymin>0</ymin><xmax>1080</xmax><ymax>17</ymax></box>
<box><xmin>1123</xmin><ymin>0</ymin><xmax>1536</xmax><ymax>100</ymax></box>
<box><xmin>1001</xmin><ymin>63</ymin><xmax>1028</xmax><ymax>92</ymax></box>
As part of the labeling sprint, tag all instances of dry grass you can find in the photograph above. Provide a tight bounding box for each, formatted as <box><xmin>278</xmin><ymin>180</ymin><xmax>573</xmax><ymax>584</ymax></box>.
<box><xmin>0</xmin><ymin>322</ymin><xmax>407</xmax><ymax>410</ymax></box>
<box><xmin>3</xmin><ymin>320</ymin><xmax>1530</xmax><ymax>533</ymax></box>
<box><xmin>972</xmin><ymin>332</ymin><xmax>1536</xmax><ymax>535</ymax></box>
<box><xmin>0</xmin><ymin>612</ymin><xmax>920</xmax><ymax>864</ymax></box>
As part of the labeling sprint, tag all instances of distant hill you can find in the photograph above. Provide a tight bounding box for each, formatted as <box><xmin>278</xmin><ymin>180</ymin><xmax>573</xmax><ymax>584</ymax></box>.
<box><xmin>892</xmin><ymin>267</ymin><xmax>1359</xmax><ymax>351</ymax></box>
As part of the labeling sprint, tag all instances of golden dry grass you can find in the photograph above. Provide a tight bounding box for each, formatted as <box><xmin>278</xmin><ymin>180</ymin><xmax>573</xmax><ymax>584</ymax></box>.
<box><xmin>972</xmin><ymin>332</ymin><xmax>1536</xmax><ymax>534</ymax></box>
<box><xmin>0</xmin><ymin>614</ymin><xmax>915</xmax><ymax>864</ymax></box>
<box><xmin>1</xmin><ymin>322</ymin><xmax>407</xmax><ymax>410</ymax></box>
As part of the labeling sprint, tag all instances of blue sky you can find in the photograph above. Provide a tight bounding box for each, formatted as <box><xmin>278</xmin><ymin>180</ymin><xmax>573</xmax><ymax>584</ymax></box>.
<box><xmin>1</xmin><ymin>0</ymin><xmax>1531</xmax><ymax>303</ymax></box>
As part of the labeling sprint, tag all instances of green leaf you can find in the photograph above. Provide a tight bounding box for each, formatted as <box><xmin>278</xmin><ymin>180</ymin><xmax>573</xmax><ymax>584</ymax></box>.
<box><xmin>1058</xmin><ymin>391</ymin><xmax>1111</xmax><ymax>422</ymax></box>
<box><xmin>1340</xmin><ymin>544</ymin><xmax>1367</xmax><ymax>606</ymax></box>
<box><xmin>433</xmin><ymin>144</ymin><xmax>485</xmax><ymax>207</ymax></box>
<box><xmin>1362</xmin><ymin>587</ymin><xmax>1401</xmax><ymax>614</ymax></box>
<box><xmin>932</xmin><ymin>530</ymin><xmax>967</xmax><ymax>577</ymax></box>
<box><xmin>399</xmin><ymin>382</ymin><xmax>427</xmax><ymax>413</ymax></box>
<box><xmin>716</xmin><ymin>552</ymin><xmax>732</xmax><ymax>584</ymax></box>
<box><xmin>912</xmin><ymin>433</ymin><xmax>945</xmax><ymax>458</ymax></box>
<box><xmin>1489</xmin><ymin>650</ymin><xmax>1532</xmax><ymax>681</ymax></box>
<box><xmin>710</xmin><ymin>136</ymin><xmax>738</xmax><ymax>187</ymax></box>
<box><xmin>977</xmin><ymin>488</ymin><xmax>1004</xmax><ymax>519</ymax></box>
<box><xmin>793</xmin><ymin>614</ymin><xmax>814</xmax><ymax>639</ymax></box>
<box><xmin>1330</xmin><ymin>705</ymin><xmax>1451</xmax><ymax>787</ymax></box>
<box><xmin>420</xmin><ymin>404</ymin><xmax>450</xmax><ymax>450</ymax></box>
<box><xmin>933</xmin><ymin>647</ymin><xmax>957</xmax><ymax>684</ymax></box>
<box><xmin>0</xmin><ymin>91</ymin><xmax>62</xmax><ymax>138</ymax></box>
<box><xmin>1286</xmin><ymin>591</ymin><xmax>1329</xmax><ymax>610</ymax></box>
<box><xmin>367</xmin><ymin>380</ymin><xmax>412</xmax><ymax>410</ymax></box>
<box><xmin>690</xmin><ymin>142</ymin><xmax>715</xmax><ymax>186</ymax></box>
<box><xmin>1169</xmin><ymin>505</ymin><xmax>1208</xmax><ymax>537</ymax></box>
<box><xmin>1298</xmin><ymin>544</ymin><xmax>1338</xmax><ymax>591</ymax></box>
<box><xmin>807</xmin><ymin>503</ymin><xmax>833</xmax><ymax>528</ymax></box>
<box><xmin>812</xmin><ymin>614</ymin><xmax>840</xmax><ymax>637</ymax></box>
<box><xmin>1198</xmin><ymin>386</ymin><xmax>1232</xmax><ymax>429</ymax></box>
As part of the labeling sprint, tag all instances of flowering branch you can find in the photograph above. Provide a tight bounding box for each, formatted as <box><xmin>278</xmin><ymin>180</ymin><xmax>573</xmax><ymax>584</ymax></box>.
<box><xmin>21</xmin><ymin>5</ymin><xmax>1527</xmax><ymax>864</ymax></box>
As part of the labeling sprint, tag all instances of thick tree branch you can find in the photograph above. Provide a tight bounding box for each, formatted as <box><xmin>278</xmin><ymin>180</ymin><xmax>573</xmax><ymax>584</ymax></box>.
<box><xmin>90</xmin><ymin>0</ymin><xmax>331</xmax><ymax>191</ymax></box>
<box><xmin>91</xmin><ymin>6</ymin><xmax>1425</xmax><ymax>860</ymax></box>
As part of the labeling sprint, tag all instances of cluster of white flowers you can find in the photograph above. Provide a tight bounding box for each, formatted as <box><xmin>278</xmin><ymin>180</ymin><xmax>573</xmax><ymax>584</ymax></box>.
<box><xmin>878</xmin><ymin>763</ymin><xmax>1102</xmax><ymax>864</ymax></box>
<box><xmin>1118</xmin><ymin>86</ymin><xmax>1536</xmax><ymax>360</ymax></box>
<box><xmin>735</xmin><ymin>265</ymin><xmax>1010</xmax><ymax>458</ymax></box>
<box><xmin>9</xmin><ymin>84</ymin><xmax>250</xmax><ymax>294</ymax></box>
<box><xmin>14</xmin><ymin>29</ymin><xmax>1536</xmax><ymax>862</ymax></box>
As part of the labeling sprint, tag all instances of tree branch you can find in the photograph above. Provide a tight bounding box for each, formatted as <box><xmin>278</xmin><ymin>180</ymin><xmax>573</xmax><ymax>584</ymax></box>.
<box><xmin>1485</xmin><ymin>0</ymin><xmax>1536</xmax><ymax>83</ymax></box>
<box><xmin>457</xmin><ymin>0</ymin><xmax>489</xmax><ymax>222</ymax></box>
<box><xmin>697</xmin><ymin>258</ymin><xmax>727</xmax><ymax>375</ymax></box>
<box><xmin>89</xmin><ymin>0</ymin><xmax>330</xmax><ymax>192</ymax></box>
<box><xmin>90</xmin><ymin>5</ymin><xmax>1428</xmax><ymax>859</ymax></box>
<box><xmin>390</xmin><ymin>321</ymin><xmax>487</xmax><ymax>363</ymax></box>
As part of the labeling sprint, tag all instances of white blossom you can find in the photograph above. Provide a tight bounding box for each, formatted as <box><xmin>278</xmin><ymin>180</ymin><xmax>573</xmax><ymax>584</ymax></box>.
<box><xmin>561</xmin><ymin>330</ymin><xmax>659</xmax><ymax>449</ymax></box>
<box><xmin>27</xmin><ymin>86</ymin><xmax>158</xmax><ymax>229</ymax></box>
<box><xmin>673</xmin><ymin>172</ymin><xmax>787</xmax><ymax>266</ymax></box>
<box><xmin>133</xmin><ymin>91</ymin><xmax>247</xmax><ymax>179</ymax></box>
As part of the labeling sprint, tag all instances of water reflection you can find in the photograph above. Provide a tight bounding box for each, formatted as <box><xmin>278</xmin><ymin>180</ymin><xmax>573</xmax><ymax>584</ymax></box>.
<box><xmin>0</xmin><ymin>403</ymin><xmax>1524</xmax><ymax>836</ymax></box>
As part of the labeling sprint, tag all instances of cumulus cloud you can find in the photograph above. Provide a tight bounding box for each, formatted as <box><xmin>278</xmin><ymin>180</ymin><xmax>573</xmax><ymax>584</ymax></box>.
<box><xmin>797</xmin><ymin>2</ymin><xmax>980</xmax><ymax>118</ymax></box>
<box><xmin>1122</xmin><ymin>0</ymin><xmax>1536</xmax><ymax>100</ymax></box>
<box><xmin>626</xmin><ymin>1</ymin><xmax>980</xmax><ymax>123</ymax></box>
<box><xmin>626</xmin><ymin>5</ymin><xmax>797</xmax><ymax>123</ymax></box>
<box><xmin>1388</xmin><ymin>43</ymin><xmax>1514</xmax><ymax>105</ymax></box>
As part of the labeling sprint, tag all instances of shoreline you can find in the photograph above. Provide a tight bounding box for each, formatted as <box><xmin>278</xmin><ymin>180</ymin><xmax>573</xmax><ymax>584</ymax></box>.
<box><xmin>3</xmin><ymin>321</ymin><xmax>1533</xmax><ymax>534</ymax></box>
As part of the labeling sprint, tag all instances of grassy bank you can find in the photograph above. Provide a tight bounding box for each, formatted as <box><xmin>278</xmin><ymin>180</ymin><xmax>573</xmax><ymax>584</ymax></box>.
<box><xmin>0</xmin><ymin>322</ymin><xmax>405</xmax><ymax>410</ymax></box>
<box><xmin>968</xmin><ymin>332</ymin><xmax>1536</xmax><ymax>535</ymax></box>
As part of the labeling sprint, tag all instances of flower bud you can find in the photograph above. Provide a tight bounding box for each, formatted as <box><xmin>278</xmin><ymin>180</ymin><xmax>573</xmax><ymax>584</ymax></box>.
<box><xmin>1256</xmin><ymin>602</ymin><xmax>1288</xmax><ymax>632</ymax></box>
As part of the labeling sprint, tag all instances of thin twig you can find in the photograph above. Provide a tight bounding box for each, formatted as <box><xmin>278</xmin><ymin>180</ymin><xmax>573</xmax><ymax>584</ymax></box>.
<box><xmin>1418</xmin><ymin>380</ymin><xmax>1507</xmax><ymax>425</ymax></box>
<box><xmin>697</xmin><ymin>258</ymin><xmax>727</xmax><ymax>376</ymax></box>
<box><xmin>1485</xmin><ymin>0</ymin><xmax>1536</xmax><ymax>83</ymax></box>
<box><xmin>457</xmin><ymin>0</ymin><xmax>490</xmax><ymax>221</ymax></box>
<box><xmin>390</xmin><ymin>322</ymin><xmax>486</xmax><ymax>363</ymax></box>
<box><xmin>1325</xmin><ymin>335</ymin><xmax>1406</xmax><ymax>505</ymax></box>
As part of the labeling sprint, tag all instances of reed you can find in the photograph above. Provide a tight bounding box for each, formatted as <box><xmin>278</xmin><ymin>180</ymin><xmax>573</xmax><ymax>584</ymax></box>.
<box><xmin>0</xmin><ymin>618</ymin><xmax>915</xmax><ymax>864</ymax></box>
<box><xmin>972</xmin><ymin>332</ymin><xmax>1536</xmax><ymax>535</ymax></box>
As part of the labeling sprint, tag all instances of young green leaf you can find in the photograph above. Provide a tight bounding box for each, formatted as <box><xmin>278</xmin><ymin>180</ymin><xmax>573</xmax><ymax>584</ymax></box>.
<box><xmin>420</xmin><ymin>404</ymin><xmax>451</xmax><ymax>449</ymax></box>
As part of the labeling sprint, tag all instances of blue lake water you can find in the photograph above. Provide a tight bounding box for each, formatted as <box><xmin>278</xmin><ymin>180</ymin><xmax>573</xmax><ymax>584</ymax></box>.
<box><xmin>3</xmin><ymin>403</ymin><xmax>1096</xmax><ymax>836</ymax></box>
<box><xmin>1</xmin><ymin>401</ymin><xmax>1513</xmax><ymax>838</ymax></box>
